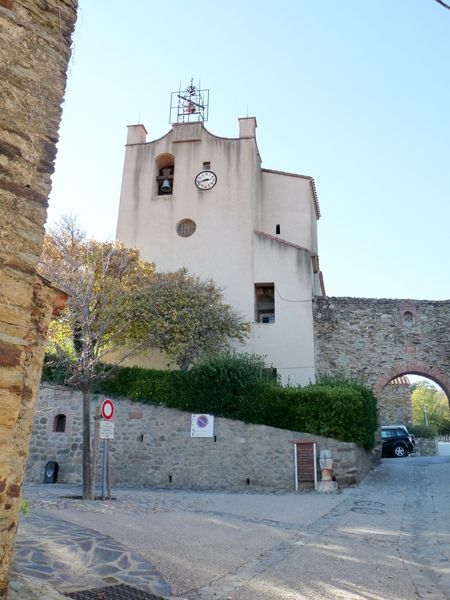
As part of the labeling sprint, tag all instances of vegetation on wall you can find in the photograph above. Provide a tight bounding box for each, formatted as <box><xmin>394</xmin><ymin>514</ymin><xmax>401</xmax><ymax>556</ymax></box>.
<box><xmin>58</xmin><ymin>353</ymin><xmax>378</xmax><ymax>450</ymax></box>
<box><xmin>410</xmin><ymin>423</ymin><xmax>437</xmax><ymax>439</ymax></box>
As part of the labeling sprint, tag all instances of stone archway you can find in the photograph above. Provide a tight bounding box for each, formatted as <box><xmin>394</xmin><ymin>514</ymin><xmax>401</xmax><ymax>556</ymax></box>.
<box><xmin>313</xmin><ymin>297</ymin><xmax>450</xmax><ymax>423</ymax></box>
<box><xmin>375</xmin><ymin>360</ymin><xmax>450</xmax><ymax>400</ymax></box>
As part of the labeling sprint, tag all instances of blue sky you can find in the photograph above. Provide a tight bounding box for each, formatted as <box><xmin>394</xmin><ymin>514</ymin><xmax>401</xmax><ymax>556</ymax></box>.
<box><xmin>48</xmin><ymin>0</ymin><xmax>450</xmax><ymax>300</ymax></box>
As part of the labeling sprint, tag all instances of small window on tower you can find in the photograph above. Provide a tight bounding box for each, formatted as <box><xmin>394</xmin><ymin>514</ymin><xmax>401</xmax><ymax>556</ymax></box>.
<box><xmin>203</xmin><ymin>161</ymin><xmax>211</xmax><ymax>170</ymax></box>
<box><xmin>255</xmin><ymin>283</ymin><xmax>275</xmax><ymax>323</ymax></box>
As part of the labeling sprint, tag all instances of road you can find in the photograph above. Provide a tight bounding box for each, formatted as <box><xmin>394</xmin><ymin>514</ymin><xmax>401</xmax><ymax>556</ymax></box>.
<box><xmin>13</xmin><ymin>455</ymin><xmax>450</xmax><ymax>599</ymax></box>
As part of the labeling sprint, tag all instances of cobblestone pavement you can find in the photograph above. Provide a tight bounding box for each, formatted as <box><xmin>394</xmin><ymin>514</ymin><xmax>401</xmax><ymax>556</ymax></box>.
<box><xmin>12</xmin><ymin>456</ymin><xmax>450</xmax><ymax>599</ymax></box>
<box><xmin>13</xmin><ymin>509</ymin><xmax>171</xmax><ymax>598</ymax></box>
<box><xmin>13</xmin><ymin>484</ymin><xmax>344</xmax><ymax>598</ymax></box>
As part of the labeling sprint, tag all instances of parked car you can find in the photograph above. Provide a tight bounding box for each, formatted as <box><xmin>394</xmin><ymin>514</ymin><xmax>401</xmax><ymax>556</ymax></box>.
<box><xmin>389</xmin><ymin>425</ymin><xmax>416</xmax><ymax>446</ymax></box>
<box><xmin>383</xmin><ymin>424</ymin><xmax>416</xmax><ymax>447</ymax></box>
<box><xmin>381</xmin><ymin>426</ymin><xmax>415</xmax><ymax>457</ymax></box>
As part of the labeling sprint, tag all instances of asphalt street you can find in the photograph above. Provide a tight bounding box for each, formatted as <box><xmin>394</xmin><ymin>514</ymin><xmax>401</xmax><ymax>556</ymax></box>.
<box><xmin>12</xmin><ymin>455</ymin><xmax>450</xmax><ymax>599</ymax></box>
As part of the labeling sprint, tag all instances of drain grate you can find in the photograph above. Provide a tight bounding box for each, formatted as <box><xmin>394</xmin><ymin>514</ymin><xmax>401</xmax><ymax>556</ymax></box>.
<box><xmin>63</xmin><ymin>583</ymin><xmax>165</xmax><ymax>600</ymax></box>
<box><xmin>351</xmin><ymin>500</ymin><xmax>386</xmax><ymax>515</ymax></box>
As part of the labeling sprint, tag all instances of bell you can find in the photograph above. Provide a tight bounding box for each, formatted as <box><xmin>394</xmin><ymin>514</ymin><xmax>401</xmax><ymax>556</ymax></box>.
<box><xmin>160</xmin><ymin>179</ymin><xmax>172</xmax><ymax>193</ymax></box>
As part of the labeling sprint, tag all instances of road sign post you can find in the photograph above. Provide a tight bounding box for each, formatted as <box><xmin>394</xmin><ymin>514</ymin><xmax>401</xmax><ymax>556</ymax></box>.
<box><xmin>102</xmin><ymin>438</ymin><xmax>108</xmax><ymax>500</ymax></box>
<box><xmin>100</xmin><ymin>399</ymin><xmax>115</xmax><ymax>500</ymax></box>
<box><xmin>101</xmin><ymin>398</ymin><xmax>114</xmax><ymax>421</ymax></box>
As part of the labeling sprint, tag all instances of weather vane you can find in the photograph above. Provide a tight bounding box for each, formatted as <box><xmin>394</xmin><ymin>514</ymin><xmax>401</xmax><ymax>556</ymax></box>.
<box><xmin>170</xmin><ymin>79</ymin><xmax>209</xmax><ymax>124</ymax></box>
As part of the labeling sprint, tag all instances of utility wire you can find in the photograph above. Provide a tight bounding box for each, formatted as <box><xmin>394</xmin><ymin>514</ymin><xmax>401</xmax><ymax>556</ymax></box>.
<box><xmin>274</xmin><ymin>285</ymin><xmax>312</xmax><ymax>303</ymax></box>
<box><xmin>435</xmin><ymin>0</ymin><xmax>450</xmax><ymax>10</ymax></box>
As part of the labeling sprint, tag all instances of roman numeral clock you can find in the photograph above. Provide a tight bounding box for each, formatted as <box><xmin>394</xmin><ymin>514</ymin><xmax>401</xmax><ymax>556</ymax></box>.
<box><xmin>195</xmin><ymin>170</ymin><xmax>217</xmax><ymax>190</ymax></box>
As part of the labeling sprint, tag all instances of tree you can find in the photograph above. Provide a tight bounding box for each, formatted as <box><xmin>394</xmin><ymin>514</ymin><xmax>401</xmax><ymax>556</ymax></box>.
<box><xmin>129</xmin><ymin>268</ymin><xmax>251</xmax><ymax>370</ymax></box>
<box><xmin>412</xmin><ymin>381</ymin><xmax>449</xmax><ymax>428</ymax></box>
<box><xmin>39</xmin><ymin>216</ymin><xmax>154</xmax><ymax>499</ymax></box>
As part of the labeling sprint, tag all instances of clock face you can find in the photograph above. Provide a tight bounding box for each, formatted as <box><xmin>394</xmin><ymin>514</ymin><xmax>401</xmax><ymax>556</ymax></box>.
<box><xmin>195</xmin><ymin>170</ymin><xmax>217</xmax><ymax>190</ymax></box>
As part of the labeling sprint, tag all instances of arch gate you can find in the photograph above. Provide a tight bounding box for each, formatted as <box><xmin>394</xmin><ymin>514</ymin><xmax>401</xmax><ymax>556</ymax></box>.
<box><xmin>313</xmin><ymin>297</ymin><xmax>450</xmax><ymax>425</ymax></box>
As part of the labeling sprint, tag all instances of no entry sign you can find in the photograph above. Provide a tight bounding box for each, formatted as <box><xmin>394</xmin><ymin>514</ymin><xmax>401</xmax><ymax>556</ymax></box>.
<box><xmin>101</xmin><ymin>398</ymin><xmax>115</xmax><ymax>421</ymax></box>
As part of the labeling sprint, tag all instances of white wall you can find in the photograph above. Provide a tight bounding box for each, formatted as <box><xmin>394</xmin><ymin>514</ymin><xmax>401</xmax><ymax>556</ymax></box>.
<box><xmin>116</xmin><ymin>124</ymin><xmax>260</xmax><ymax>317</ymax></box>
<box><xmin>116</xmin><ymin>119</ymin><xmax>322</xmax><ymax>384</ymax></box>
<box><xmin>252</xmin><ymin>233</ymin><xmax>316</xmax><ymax>385</ymax></box>
<box><xmin>260</xmin><ymin>170</ymin><xmax>316</xmax><ymax>249</ymax></box>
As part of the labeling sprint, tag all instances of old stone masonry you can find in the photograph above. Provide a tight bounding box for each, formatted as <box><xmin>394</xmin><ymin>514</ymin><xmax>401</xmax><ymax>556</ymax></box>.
<box><xmin>26</xmin><ymin>385</ymin><xmax>372</xmax><ymax>491</ymax></box>
<box><xmin>313</xmin><ymin>297</ymin><xmax>450</xmax><ymax>424</ymax></box>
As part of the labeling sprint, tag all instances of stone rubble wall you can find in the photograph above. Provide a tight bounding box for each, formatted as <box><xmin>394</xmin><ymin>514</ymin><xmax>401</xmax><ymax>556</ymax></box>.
<box><xmin>313</xmin><ymin>297</ymin><xmax>450</xmax><ymax>418</ymax></box>
<box><xmin>414</xmin><ymin>438</ymin><xmax>438</xmax><ymax>457</ymax></box>
<box><xmin>0</xmin><ymin>1</ymin><xmax>77</xmax><ymax>597</ymax></box>
<box><xmin>378</xmin><ymin>381</ymin><xmax>412</xmax><ymax>427</ymax></box>
<box><xmin>26</xmin><ymin>385</ymin><xmax>373</xmax><ymax>491</ymax></box>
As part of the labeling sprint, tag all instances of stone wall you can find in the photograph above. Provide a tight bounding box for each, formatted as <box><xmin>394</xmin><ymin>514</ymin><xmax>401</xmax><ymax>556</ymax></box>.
<box><xmin>26</xmin><ymin>385</ymin><xmax>373</xmax><ymax>491</ymax></box>
<box><xmin>378</xmin><ymin>378</ymin><xmax>413</xmax><ymax>426</ymax></box>
<box><xmin>313</xmin><ymin>297</ymin><xmax>450</xmax><ymax>409</ymax></box>
<box><xmin>414</xmin><ymin>438</ymin><xmax>438</xmax><ymax>457</ymax></box>
<box><xmin>0</xmin><ymin>1</ymin><xmax>77</xmax><ymax>597</ymax></box>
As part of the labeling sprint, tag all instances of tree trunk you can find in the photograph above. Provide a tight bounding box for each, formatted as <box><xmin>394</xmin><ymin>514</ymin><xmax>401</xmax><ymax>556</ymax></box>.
<box><xmin>82</xmin><ymin>388</ymin><xmax>93</xmax><ymax>499</ymax></box>
<box><xmin>91</xmin><ymin>406</ymin><xmax>101</xmax><ymax>499</ymax></box>
<box><xmin>179</xmin><ymin>357</ymin><xmax>191</xmax><ymax>371</ymax></box>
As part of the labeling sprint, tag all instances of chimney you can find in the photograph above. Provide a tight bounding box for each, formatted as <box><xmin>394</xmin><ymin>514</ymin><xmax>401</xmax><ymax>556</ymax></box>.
<box><xmin>238</xmin><ymin>117</ymin><xmax>257</xmax><ymax>139</ymax></box>
<box><xmin>127</xmin><ymin>124</ymin><xmax>148</xmax><ymax>145</ymax></box>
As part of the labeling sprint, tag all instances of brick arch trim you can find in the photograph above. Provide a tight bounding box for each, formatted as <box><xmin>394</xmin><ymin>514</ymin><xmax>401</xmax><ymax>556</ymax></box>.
<box><xmin>375</xmin><ymin>361</ymin><xmax>450</xmax><ymax>399</ymax></box>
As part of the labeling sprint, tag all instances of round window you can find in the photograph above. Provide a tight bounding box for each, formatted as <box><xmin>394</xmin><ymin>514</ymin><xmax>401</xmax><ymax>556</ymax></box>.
<box><xmin>176</xmin><ymin>219</ymin><xmax>196</xmax><ymax>237</ymax></box>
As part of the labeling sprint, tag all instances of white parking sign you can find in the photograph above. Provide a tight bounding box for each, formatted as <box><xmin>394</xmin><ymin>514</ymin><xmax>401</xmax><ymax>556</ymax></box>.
<box><xmin>191</xmin><ymin>414</ymin><xmax>214</xmax><ymax>437</ymax></box>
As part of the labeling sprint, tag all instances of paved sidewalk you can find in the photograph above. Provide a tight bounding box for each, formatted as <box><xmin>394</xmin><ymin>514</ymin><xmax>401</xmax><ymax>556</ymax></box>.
<box><xmin>11</xmin><ymin>456</ymin><xmax>450</xmax><ymax>599</ymax></box>
<box><xmin>13</xmin><ymin>485</ymin><xmax>345</xmax><ymax>599</ymax></box>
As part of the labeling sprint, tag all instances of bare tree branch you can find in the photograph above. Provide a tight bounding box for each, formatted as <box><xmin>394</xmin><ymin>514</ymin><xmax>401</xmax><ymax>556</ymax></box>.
<box><xmin>39</xmin><ymin>217</ymin><xmax>155</xmax><ymax>499</ymax></box>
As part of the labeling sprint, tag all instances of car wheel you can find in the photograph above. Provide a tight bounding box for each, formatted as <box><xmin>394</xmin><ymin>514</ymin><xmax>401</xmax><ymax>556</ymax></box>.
<box><xmin>393</xmin><ymin>444</ymin><xmax>407</xmax><ymax>458</ymax></box>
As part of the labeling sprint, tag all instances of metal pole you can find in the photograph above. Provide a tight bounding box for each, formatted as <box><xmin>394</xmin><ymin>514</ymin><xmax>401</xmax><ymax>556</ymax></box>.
<box><xmin>294</xmin><ymin>443</ymin><xmax>298</xmax><ymax>491</ymax></box>
<box><xmin>102</xmin><ymin>438</ymin><xmax>107</xmax><ymax>501</ymax></box>
<box><xmin>107</xmin><ymin>438</ymin><xmax>112</xmax><ymax>500</ymax></box>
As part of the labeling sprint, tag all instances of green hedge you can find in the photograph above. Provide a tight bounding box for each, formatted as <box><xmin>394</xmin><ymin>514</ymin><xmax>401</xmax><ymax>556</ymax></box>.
<box><xmin>410</xmin><ymin>423</ymin><xmax>437</xmax><ymax>439</ymax></box>
<box><xmin>43</xmin><ymin>353</ymin><xmax>378</xmax><ymax>450</ymax></box>
<box><xmin>100</xmin><ymin>366</ymin><xmax>183</xmax><ymax>405</ymax></box>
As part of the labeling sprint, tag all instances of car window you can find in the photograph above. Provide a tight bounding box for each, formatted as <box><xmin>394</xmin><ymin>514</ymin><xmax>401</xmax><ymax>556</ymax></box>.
<box><xmin>381</xmin><ymin>430</ymin><xmax>395</xmax><ymax>439</ymax></box>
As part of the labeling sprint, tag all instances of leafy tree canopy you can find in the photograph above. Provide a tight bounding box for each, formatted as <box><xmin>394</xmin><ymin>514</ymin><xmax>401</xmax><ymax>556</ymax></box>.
<box><xmin>40</xmin><ymin>215</ymin><xmax>155</xmax><ymax>390</ymax></box>
<box><xmin>128</xmin><ymin>268</ymin><xmax>251</xmax><ymax>370</ymax></box>
<box><xmin>412</xmin><ymin>381</ymin><xmax>449</xmax><ymax>428</ymax></box>
<box><xmin>40</xmin><ymin>216</ymin><xmax>155</xmax><ymax>499</ymax></box>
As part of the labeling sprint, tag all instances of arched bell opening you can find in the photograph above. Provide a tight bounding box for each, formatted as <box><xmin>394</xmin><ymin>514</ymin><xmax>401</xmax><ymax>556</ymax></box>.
<box><xmin>155</xmin><ymin>153</ymin><xmax>175</xmax><ymax>196</ymax></box>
